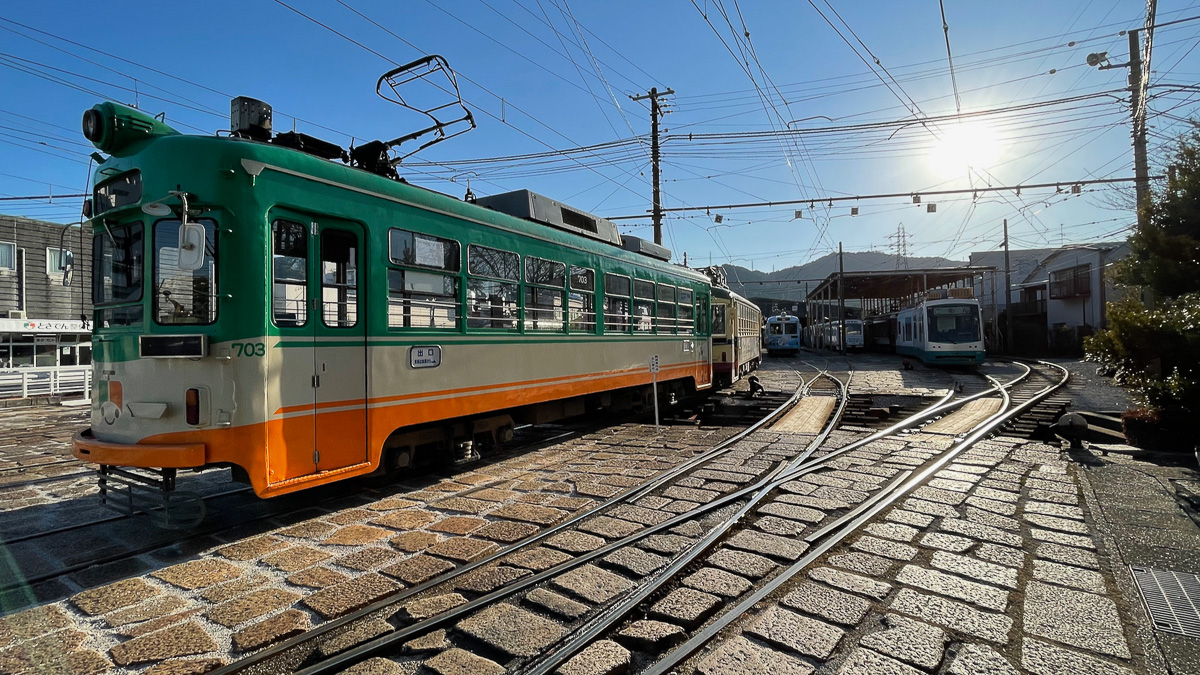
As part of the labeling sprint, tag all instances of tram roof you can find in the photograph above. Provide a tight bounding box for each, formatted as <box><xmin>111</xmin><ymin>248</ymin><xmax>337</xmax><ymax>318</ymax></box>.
<box><xmin>805</xmin><ymin>266</ymin><xmax>997</xmax><ymax>301</ymax></box>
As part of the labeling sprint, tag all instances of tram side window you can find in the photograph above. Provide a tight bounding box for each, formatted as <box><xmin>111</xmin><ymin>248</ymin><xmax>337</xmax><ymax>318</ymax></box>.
<box><xmin>633</xmin><ymin>280</ymin><xmax>655</xmax><ymax>333</ymax></box>
<box><xmin>321</xmin><ymin>230</ymin><xmax>358</xmax><ymax>328</ymax></box>
<box><xmin>153</xmin><ymin>219</ymin><xmax>217</xmax><ymax>325</ymax></box>
<box><xmin>467</xmin><ymin>244</ymin><xmax>518</xmax><ymax>329</ymax></box>
<box><xmin>387</xmin><ymin>229</ymin><xmax>460</xmax><ymax>330</ymax></box>
<box><xmin>656</xmin><ymin>284</ymin><xmax>676</xmax><ymax>334</ymax></box>
<box><xmin>272</xmin><ymin>221</ymin><xmax>307</xmax><ymax>327</ymax></box>
<box><xmin>603</xmin><ymin>273</ymin><xmax>631</xmax><ymax>333</ymax></box>
<box><xmin>712</xmin><ymin>304</ymin><xmax>727</xmax><ymax>336</ymax></box>
<box><xmin>678</xmin><ymin>289</ymin><xmax>694</xmax><ymax>334</ymax></box>
<box><xmin>569</xmin><ymin>266</ymin><xmax>596</xmax><ymax>333</ymax></box>
<box><xmin>524</xmin><ymin>256</ymin><xmax>565</xmax><ymax>331</ymax></box>
<box><xmin>388</xmin><ymin>270</ymin><xmax>458</xmax><ymax>329</ymax></box>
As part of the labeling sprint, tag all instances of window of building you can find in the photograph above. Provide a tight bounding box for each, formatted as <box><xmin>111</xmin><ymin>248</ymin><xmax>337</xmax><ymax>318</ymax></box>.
<box><xmin>467</xmin><ymin>245</ymin><xmax>518</xmax><ymax>329</ymax></box>
<box><xmin>153</xmin><ymin>220</ymin><xmax>218</xmax><ymax>325</ymax></box>
<box><xmin>46</xmin><ymin>247</ymin><xmax>73</xmax><ymax>276</ymax></box>
<box><xmin>0</xmin><ymin>242</ymin><xmax>13</xmax><ymax>271</ymax></box>
<box><xmin>1049</xmin><ymin>264</ymin><xmax>1091</xmax><ymax>299</ymax></box>
<box><xmin>603</xmin><ymin>273</ymin><xmax>631</xmax><ymax>333</ymax></box>
<box><xmin>271</xmin><ymin>221</ymin><xmax>307</xmax><ymax>327</ymax></box>
<box><xmin>633</xmin><ymin>279</ymin><xmax>655</xmax><ymax>333</ymax></box>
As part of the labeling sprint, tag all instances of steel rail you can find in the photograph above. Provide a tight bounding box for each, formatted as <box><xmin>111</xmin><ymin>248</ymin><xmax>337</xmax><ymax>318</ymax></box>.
<box><xmin>641</xmin><ymin>360</ymin><xmax>1068</xmax><ymax>675</ymax></box>
<box><xmin>515</xmin><ymin>368</ymin><xmax>853</xmax><ymax>675</ymax></box>
<box><xmin>211</xmin><ymin>372</ymin><xmax>816</xmax><ymax>675</ymax></box>
<box><xmin>288</xmin><ymin>366</ymin><xmax>1030</xmax><ymax>675</ymax></box>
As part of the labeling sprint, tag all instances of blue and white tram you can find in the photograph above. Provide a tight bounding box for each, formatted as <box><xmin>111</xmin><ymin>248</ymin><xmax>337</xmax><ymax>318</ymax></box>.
<box><xmin>895</xmin><ymin>296</ymin><xmax>985</xmax><ymax>366</ymax></box>
<box><xmin>765</xmin><ymin>314</ymin><xmax>801</xmax><ymax>354</ymax></box>
<box><xmin>809</xmin><ymin>319</ymin><xmax>864</xmax><ymax>351</ymax></box>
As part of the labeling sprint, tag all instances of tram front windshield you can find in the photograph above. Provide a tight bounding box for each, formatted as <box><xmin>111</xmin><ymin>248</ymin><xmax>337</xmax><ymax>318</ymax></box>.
<box><xmin>926</xmin><ymin>304</ymin><xmax>981</xmax><ymax>343</ymax></box>
<box><xmin>846</xmin><ymin>323</ymin><xmax>863</xmax><ymax>337</ymax></box>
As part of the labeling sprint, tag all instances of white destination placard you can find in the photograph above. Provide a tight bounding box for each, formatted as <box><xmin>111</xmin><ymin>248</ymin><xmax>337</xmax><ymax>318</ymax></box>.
<box><xmin>410</xmin><ymin>345</ymin><xmax>442</xmax><ymax>369</ymax></box>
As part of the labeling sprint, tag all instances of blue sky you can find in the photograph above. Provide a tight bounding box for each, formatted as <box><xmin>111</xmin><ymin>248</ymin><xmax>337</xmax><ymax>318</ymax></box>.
<box><xmin>2</xmin><ymin>1</ymin><xmax>1198</xmax><ymax>270</ymax></box>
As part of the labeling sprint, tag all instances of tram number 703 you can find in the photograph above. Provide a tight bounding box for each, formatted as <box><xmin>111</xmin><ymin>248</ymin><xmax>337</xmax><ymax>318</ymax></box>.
<box><xmin>232</xmin><ymin>342</ymin><xmax>266</xmax><ymax>357</ymax></box>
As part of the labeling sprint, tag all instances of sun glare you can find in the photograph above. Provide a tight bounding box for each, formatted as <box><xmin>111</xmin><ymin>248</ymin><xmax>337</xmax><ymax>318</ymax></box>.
<box><xmin>930</xmin><ymin>121</ymin><xmax>1003</xmax><ymax>177</ymax></box>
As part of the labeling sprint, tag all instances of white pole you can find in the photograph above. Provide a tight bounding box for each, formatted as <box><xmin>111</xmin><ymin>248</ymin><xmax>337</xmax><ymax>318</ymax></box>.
<box><xmin>650</xmin><ymin>354</ymin><xmax>661</xmax><ymax>431</ymax></box>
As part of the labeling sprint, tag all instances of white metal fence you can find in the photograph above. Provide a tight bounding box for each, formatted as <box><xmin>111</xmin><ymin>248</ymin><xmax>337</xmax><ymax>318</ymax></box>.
<box><xmin>0</xmin><ymin>366</ymin><xmax>92</xmax><ymax>400</ymax></box>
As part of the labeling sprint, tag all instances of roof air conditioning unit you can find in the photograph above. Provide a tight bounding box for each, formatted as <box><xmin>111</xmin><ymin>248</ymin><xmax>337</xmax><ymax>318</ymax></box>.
<box><xmin>5</xmin><ymin>310</ymin><xmax>26</xmax><ymax>319</ymax></box>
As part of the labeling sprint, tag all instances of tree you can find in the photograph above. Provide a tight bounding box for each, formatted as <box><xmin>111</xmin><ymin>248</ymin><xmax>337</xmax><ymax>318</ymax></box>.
<box><xmin>1086</xmin><ymin>129</ymin><xmax>1200</xmax><ymax>440</ymax></box>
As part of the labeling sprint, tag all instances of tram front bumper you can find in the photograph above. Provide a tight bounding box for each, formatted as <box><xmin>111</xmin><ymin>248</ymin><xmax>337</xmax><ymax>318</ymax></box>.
<box><xmin>73</xmin><ymin>428</ymin><xmax>205</xmax><ymax>468</ymax></box>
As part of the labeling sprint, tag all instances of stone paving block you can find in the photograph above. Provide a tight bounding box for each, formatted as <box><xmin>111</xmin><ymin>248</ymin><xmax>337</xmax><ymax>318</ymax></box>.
<box><xmin>973</xmin><ymin>487</ymin><xmax>1019</xmax><ymax>503</ymax></box>
<box><xmin>0</xmin><ymin>628</ymin><xmax>88</xmax><ymax>673</ymax></box>
<box><xmin>428</xmin><ymin>516</ymin><xmax>489</xmax><ymax>536</ymax></box>
<box><xmin>199</xmin><ymin>575</ymin><xmax>269</xmax><ymax>604</ymax></box>
<box><xmin>371</xmin><ymin>509</ymin><xmax>438</xmax><ymax>530</ymax></box>
<box><xmin>929</xmin><ymin>477</ymin><xmax>975</xmax><ymax>493</ymax></box>
<box><xmin>683</xmin><ymin>567</ymin><xmax>752</xmax><ymax>598</ymax></box>
<box><xmin>110</xmin><ymin>622</ymin><xmax>219</xmax><ymax>666</ymax></box>
<box><xmin>672</xmin><ymin>521</ymin><xmax>706</xmax><ymax>538</ymax></box>
<box><xmin>603</xmin><ymin>546</ymin><xmax>668</xmax><ymax>576</ymax></box>
<box><xmin>919</xmin><ymin>531</ymin><xmax>975</xmax><ymax>553</ymax></box>
<box><xmin>609</xmin><ymin>504</ymin><xmax>674</xmax><ymax>526</ymax></box>
<box><xmin>810</xmin><ymin>566</ymin><xmax>892</xmax><ymax>600</ymax></box>
<box><xmin>865</xmin><ymin>522</ymin><xmax>918</xmax><ymax>542</ymax></box>
<box><xmin>835</xmin><ymin>647</ymin><xmax>923</xmax><ymax>675</ymax></box>
<box><xmin>381</xmin><ymin>553</ymin><xmax>455</xmax><ymax>586</ymax></box>
<box><xmin>758</xmin><ymin>502</ymin><xmax>825</xmax><ymax>524</ymax></box>
<box><xmin>890</xmin><ymin>588</ymin><xmax>1012</xmax><ymax>643</ymax></box>
<box><xmin>947</xmin><ymin>643</ymin><xmax>1018</xmax><ymax>674</ymax></box>
<box><xmin>474</xmin><ymin>520</ymin><xmax>538</xmax><ymax>543</ymax></box>
<box><xmin>912</xmin><ymin>486</ymin><xmax>968</xmax><ymax>506</ymax></box>
<box><xmin>941</xmin><ymin>518</ymin><xmax>1023</xmax><ymax>547</ymax></box>
<box><xmin>395</xmin><ymin>593</ymin><xmax>467</xmax><ymax>621</ymax></box>
<box><xmin>706</xmin><ymin>549</ymin><xmax>777</xmax><ymax>579</ymax></box>
<box><xmin>492</xmin><ymin>502</ymin><xmax>570</xmax><ymax>525</ymax></box>
<box><xmin>431</xmin><ymin>497</ymin><xmax>493</xmax><ymax>515</ymax></box>
<box><xmin>277</xmin><ymin>520</ymin><xmax>338</xmax><ymax>540</ymax></box>
<box><xmin>288</xmin><ymin>566</ymin><xmax>349</xmax><ymax>589</ymax></box>
<box><xmin>426</xmin><ymin>537</ymin><xmax>499</xmax><ymax>562</ymax></box>
<box><xmin>337</xmin><ymin>547</ymin><xmax>401</xmax><ymax>571</ymax></box>
<box><xmin>322</xmin><ymin>524</ymin><xmax>393</xmax><ymax>546</ymax></box>
<box><xmin>143</xmin><ymin>657</ymin><xmax>228</xmax><ymax>675</ymax></box>
<box><xmin>1023</xmin><ymin>581</ymin><xmax>1130</xmax><ymax>658</ymax></box>
<box><xmin>725</xmin><ymin>529</ymin><xmax>807</xmax><ymax>560</ymax></box>
<box><xmin>303</xmin><ymin>573</ymin><xmax>401</xmax><ymax>619</ymax></box>
<box><xmin>104</xmin><ymin>596</ymin><xmax>189</xmax><ymax>627</ymax></box>
<box><xmin>616</xmin><ymin>619</ymin><xmax>685</xmax><ymax>651</ymax></box>
<box><xmin>550</xmin><ymin>496</ymin><xmax>596</xmax><ymax>511</ymax></box>
<box><xmin>547</xmin><ymin>531</ymin><xmax>607</xmax><ymax>553</ymax></box>
<box><xmin>401</xmin><ymin>627</ymin><xmax>449</xmax><ymax>654</ymax></box>
<box><xmin>1025</xmin><ymin>513</ymin><xmax>1090</xmax><ymax>535</ymax></box>
<box><xmin>663</xmin><ymin>485</ymin><xmax>720</xmax><ymax>502</ymax></box>
<box><xmin>1024</xmin><ymin>501</ymin><xmax>1085</xmax><ymax>520</ymax></box>
<box><xmin>754</xmin><ymin>515</ymin><xmax>806</xmax><ymax>537</ymax></box>
<box><xmin>72</xmin><ymin>577</ymin><xmax>159</xmax><ymax>615</ymax></box>
<box><xmin>885</xmin><ymin>509</ymin><xmax>934</xmax><ymax>529</ymax></box>
<box><xmin>746</xmin><ymin>605</ymin><xmax>844</xmax><ymax>660</ymax></box>
<box><xmin>782</xmin><ymin>582</ymin><xmax>871</xmax><ymax>625</ymax></box>
<box><xmin>557</xmin><ymin>640</ymin><xmax>630</xmax><ymax>675</ymax></box>
<box><xmin>1032</xmin><ymin>559</ymin><xmax>1106</xmax><ymax>593</ymax></box>
<box><xmin>901</xmin><ymin>498</ymin><xmax>960</xmax><ymax>518</ymax></box>
<box><xmin>0</xmin><ymin>604</ymin><xmax>73</xmax><ymax>645</ymax></box>
<box><xmin>553</xmin><ymin>564</ymin><xmax>635</xmax><ymax>603</ymax></box>
<box><xmin>216</xmin><ymin>536</ymin><xmax>288</xmax><ymax>561</ymax></box>
<box><xmin>811</xmin><ymin>486</ymin><xmax>871</xmax><ymax>504</ymax></box>
<box><xmin>231</xmin><ymin>609</ymin><xmax>309</xmax><ymax>652</ymax></box>
<box><xmin>897</xmin><ymin>564</ymin><xmax>1009</xmax><ymax>611</ymax></box>
<box><xmin>260</xmin><ymin>545</ymin><xmax>331</xmax><ymax>572</ymax></box>
<box><xmin>577</xmin><ymin>482</ymin><xmax>623</xmax><ymax>498</ymax></box>
<box><xmin>852</xmin><ymin>535</ymin><xmax>917</xmax><ymax>560</ymax></box>
<box><xmin>828</xmin><ymin>552</ymin><xmax>893</xmax><ymax>577</ymax></box>
<box><xmin>650</xmin><ymin>588</ymin><xmax>722</xmax><ymax>628</ymax></box>
<box><xmin>1025</xmin><ymin>477</ymin><xmax>1075</xmax><ymax>494</ymax></box>
<box><xmin>364</xmin><ymin>497</ymin><xmax>419</xmax><ymax>511</ymax></box>
<box><xmin>696</xmin><ymin>635</ymin><xmax>814</xmax><ymax>675</ymax></box>
<box><xmin>931</xmin><ymin>551</ymin><xmax>1018</xmax><ymax>589</ymax></box>
<box><xmin>966</xmin><ymin>495</ymin><xmax>1017</xmax><ymax>516</ymax></box>
<box><xmin>1035</xmin><ymin>542</ymin><xmax>1100</xmax><ymax>569</ymax></box>
<box><xmin>470</xmin><ymin>488</ymin><xmax>520</xmax><ymax>502</ymax></box>
<box><xmin>525</xmin><ymin>587</ymin><xmax>589</xmax><ymax>620</ymax></box>
<box><xmin>454</xmin><ymin>565</ymin><xmax>531</xmax><ymax>594</ymax></box>
<box><xmin>1027</xmin><ymin>489</ymin><xmax>1079</xmax><ymax>505</ymax></box>
<box><xmin>860</xmin><ymin>613</ymin><xmax>947</xmax><ymax>669</ymax></box>
<box><xmin>152</xmin><ymin>559</ymin><xmax>242</xmax><ymax>590</ymax></box>
<box><xmin>425</xmin><ymin>648</ymin><xmax>505</xmax><ymax>675</ymax></box>
<box><xmin>975</xmin><ymin>543</ymin><xmax>1025</xmax><ymax>570</ymax></box>
<box><xmin>457</xmin><ymin>603</ymin><xmax>566</xmax><ymax>657</ymax></box>
<box><xmin>1030</xmin><ymin>527</ymin><xmax>1095</xmax><ymax>550</ymax></box>
<box><xmin>387</xmin><ymin>531</ymin><xmax>441</xmax><ymax>553</ymax></box>
<box><xmin>1021</xmin><ymin>638</ymin><xmax>1135</xmax><ymax>675</ymax></box>
<box><xmin>204</xmin><ymin>588</ymin><xmax>300</xmax><ymax>628</ymax></box>
<box><xmin>578</xmin><ymin>515</ymin><xmax>642</xmax><ymax>539</ymax></box>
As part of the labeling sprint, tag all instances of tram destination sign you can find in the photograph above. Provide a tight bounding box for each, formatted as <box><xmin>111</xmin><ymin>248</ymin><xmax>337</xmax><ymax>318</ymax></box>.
<box><xmin>410</xmin><ymin>346</ymin><xmax>442</xmax><ymax>369</ymax></box>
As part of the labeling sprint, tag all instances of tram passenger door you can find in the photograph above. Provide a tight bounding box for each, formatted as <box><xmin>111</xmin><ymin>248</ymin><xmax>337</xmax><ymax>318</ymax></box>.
<box><xmin>312</xmin><ymin>222</ymin><xmax>368</xmax><ymax>473</ymax></box>
<box><xmin>269</xmin><ymin>218</ymin><xmax>367</xmax><ymax>483</ymax></box>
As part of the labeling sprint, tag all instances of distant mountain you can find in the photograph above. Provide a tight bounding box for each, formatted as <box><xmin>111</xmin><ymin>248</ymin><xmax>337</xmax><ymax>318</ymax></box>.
<box><xmin>721</xmin><ymin>251</ymin><xmax>964</xmax><ymax>304</ymax></box>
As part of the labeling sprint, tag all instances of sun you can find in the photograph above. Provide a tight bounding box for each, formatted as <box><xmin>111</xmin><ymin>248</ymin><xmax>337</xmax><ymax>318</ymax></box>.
<box><xmin>930</xmin><ymin>121</ymin><xmax>1003</xmax><ymax>177</ymax></box>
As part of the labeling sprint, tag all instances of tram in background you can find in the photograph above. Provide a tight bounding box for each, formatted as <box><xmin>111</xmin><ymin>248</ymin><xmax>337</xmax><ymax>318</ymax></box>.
<box><xmin>764</xmin><ymin>314</ymin><xmax>801</xmax><ymax>354</ymax></box>
<box><xmin>893</xmin><ymin>289</ymin><xmax>985</xmax><ymax>365</ymax></box>
<box><xmin>710</xmin><ymin>287</ymin><xmax>762</xmax><ymax>386</ymax></box>
<box><xmin>809</xmin><ymin>319</ymin><xmax>865</xmax><ymax>352</ymax></box>
<box><xmin>73</xmin><ymin>96</ymin><xmax>717</xmax><ymax>511</ymax></box>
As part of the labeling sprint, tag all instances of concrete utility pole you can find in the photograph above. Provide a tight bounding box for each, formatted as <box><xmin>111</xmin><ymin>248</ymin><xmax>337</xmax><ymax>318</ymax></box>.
<box><xmin>1128</xmin><ymin>29</ymin><xmax>1152</xmax><ymax>228</ymax></box>
<box><xmin>1003</xmin><ymin>218</ymin><xmax>1013</xmax><ymax>355</ymax></box>
<box><xmin>630</xmin><ymin>87</ymin><xmax>674</xmax><ymax>246</ymax></box>
<box><xmin>838</xmin><ymin>242</ymin><xmax>846</xmax><ymax>354</ymax></box>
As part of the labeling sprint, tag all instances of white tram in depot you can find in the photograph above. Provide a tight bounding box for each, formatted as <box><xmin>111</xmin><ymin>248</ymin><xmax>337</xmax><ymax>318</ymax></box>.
<box><xmin>893</xmin><ymin>289</ymin><xmax>985</xmax><ymax>366</ymax></box>
<box><xmin>710</xmin><ymin>286</ymin><xmax>763</xmax><ymax>386</ymax></box>
<box><xmin>764</xmin><ymin>314</ymin><xmax>802</xmax><ymax>354</ymax></box>
<box><xmin>809</xmin><ymin>319</ymin><xmax>865</xmax><ymax>352</ymax></box>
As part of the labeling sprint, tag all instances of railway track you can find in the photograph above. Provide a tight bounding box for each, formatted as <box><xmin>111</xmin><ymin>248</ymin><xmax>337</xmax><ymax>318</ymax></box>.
<box><xmin>210</xmin><ymin>360</ymin><xmax>1070</xmax><ymax>675</ymax></box>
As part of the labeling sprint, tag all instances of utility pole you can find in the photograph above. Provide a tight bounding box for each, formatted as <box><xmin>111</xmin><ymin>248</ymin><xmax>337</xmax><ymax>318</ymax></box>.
<box><xmin>1003</xmin><ymin>218</ymin><xmax>1013</xmax><ymax>355</ymax></box>
<box><xmin>838</xmin><ymin>242</ymin><xmax>846</xmax><ymax>354</ymax></box>
<box><xmin>630</xmin><ymin>87</ymin><xmax>674</xmax><ymax>245</ymax></box>
<box><xmin>1128</xmin><ymin>28</ymin><xmax>1151</xmax><ymax>227</ymax></box>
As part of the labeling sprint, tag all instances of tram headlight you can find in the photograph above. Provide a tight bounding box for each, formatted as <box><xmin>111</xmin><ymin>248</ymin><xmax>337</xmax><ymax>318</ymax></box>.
<box><xmin>82</xmin><ymin>108</ymin><xmax>104</xmax><ymax>143</ymax></box>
